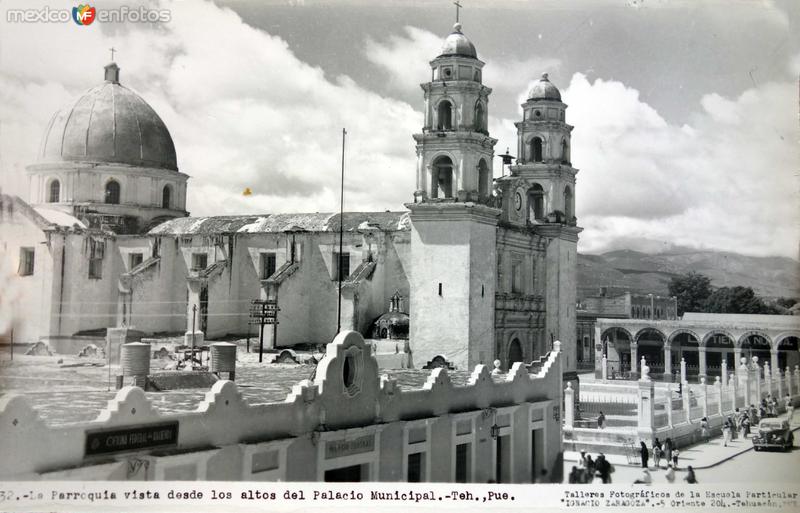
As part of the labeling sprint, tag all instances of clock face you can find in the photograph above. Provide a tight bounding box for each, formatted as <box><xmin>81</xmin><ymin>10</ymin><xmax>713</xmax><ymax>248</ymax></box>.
<box><xmin>514</xmin><ymin>191</ymin><xmax>523</xmax><ymax>211</ymax></box>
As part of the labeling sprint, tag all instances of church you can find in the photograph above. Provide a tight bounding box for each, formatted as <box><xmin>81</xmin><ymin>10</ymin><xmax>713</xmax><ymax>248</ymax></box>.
<box><xmin>0</xmin><ymin>22</ymin><xmax>580</xmax><ymax>374</ymax></box>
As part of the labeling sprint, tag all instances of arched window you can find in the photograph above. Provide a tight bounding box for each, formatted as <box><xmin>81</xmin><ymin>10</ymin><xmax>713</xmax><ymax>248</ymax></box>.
<box><xmin>431</xmin><ymin>156</ymin><xmax>454</xmax><ymax>198</ymax></box>
<box><xmin>474</xmin><ymin>102</ymin><xmax>485</xmax><ymax>132</ymax></box>
<box><xmin>437</xmin><ymin>100</ymin><xmax>453</xmax><ymax>130</ymax></box>
<box><xmin>561</xmin><ymin>138</ymin><xmax>570</xmax><ymax>164</ymax></box>
<box><xmin>105</xmin><ymin>180</ymin><xmax>121</xmax><ymax>204</ymax></box>
<box><xmin>563</xmin><ymin>185</ymin><xmax>573</xmax><ymax>219</ymax></box>
<box><xmin>477</xmin><ymin>159</ymin><xmax>489</xmax><ymax>199</ymax></box>
<box><xmin>162</xmin><ymin>185</ymin><xmax>172</xmax><ymax>209</ymax></box>
<box><xmin>530</xmin><ymin>137</ymin><xmax>543</xmax><ymax>162</ymax></box>
<box><xmin>528</xmin><ymin>184</ymin><xmax>544</xmax><ymax>221</ymax></box>
<box><xmin>48</xmin><ymin>179</ymin><xmax>60</xmax><ymax>203</ymax></box>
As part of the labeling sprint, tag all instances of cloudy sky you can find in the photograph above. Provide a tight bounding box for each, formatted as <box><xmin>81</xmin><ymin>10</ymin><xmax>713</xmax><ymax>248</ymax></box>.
<box><xmin>1</xmin><ymin>0</ymin><xmax>798</xmax><ymax>258</ymax></box>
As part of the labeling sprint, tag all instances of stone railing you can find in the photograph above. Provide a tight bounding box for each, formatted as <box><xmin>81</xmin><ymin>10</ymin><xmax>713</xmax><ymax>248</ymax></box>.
<box><xmin>566</xmin><ymin>357</ymin><xmax>800</xmax><ymax>452</ymax></box>
<box><xmin>0</xmin><ymin>331</ymin><xmax>564</xmax><ymax>481</ymax></box>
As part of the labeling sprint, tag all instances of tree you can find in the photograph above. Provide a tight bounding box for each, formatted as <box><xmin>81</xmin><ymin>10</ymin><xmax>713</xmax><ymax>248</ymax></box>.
<box><xmin>668</xmin><ymin>272</ymin><xmax>712</xmax><ymax>316</ymax></box>
<box><xmin>704</xmin><ymin>286</ymin><xmax>780</xmax><ymax>314</ymax></box>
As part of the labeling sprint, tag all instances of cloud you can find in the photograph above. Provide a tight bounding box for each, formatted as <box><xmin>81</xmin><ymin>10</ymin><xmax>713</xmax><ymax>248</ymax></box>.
<box><xmin>0</xmin><ymin>0</ymin><xmax>421</xmax><ymax>215</ymax></box>
<box><xmin>564</xmin><ymin>73</ymin><xmax>799</xmax><ymax>258</ymax></box>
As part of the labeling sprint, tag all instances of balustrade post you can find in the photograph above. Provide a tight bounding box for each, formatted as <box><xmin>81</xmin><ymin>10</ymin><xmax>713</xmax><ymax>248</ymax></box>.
<box><xmin>701</xmin><ymin>377</ymin><xmax>708</xmax><ymax>419</ymax></box>
<box><xmin>787</xmin><ymin>366</ymin><xmax>793</xmax><ymax>397</ymax></box>
<box><xmin>737</xmin><ymin>357</ymin><xmax>749</xmax><ymax>409</ymax></box>
<box><xmin>601</xmin><ymin>355</ymin><xmax>608</xmax><ymax>381</ymax></box>
<box><xmin>564</xmin><ymin>382</ymin><xmax>575</xmax><ymax>429</ymax></box>
<box><xmin>630</xmin><ymin>342</ymin><xmax>639</xmax><ymax>380</ymax></box>
<box><xmin>777</xmin><ymin>366</ymin><xmax>783</xmax><ymax>400</ymax></box>
<box><xmin>680</xmin><ymin>358</ymin><xmax>687</xmax><ymax>385</ymax></box>
<box><xmin>715</xmin><ymin>377</ymin><xmax>723</xmax><ymax>416</ymax></box>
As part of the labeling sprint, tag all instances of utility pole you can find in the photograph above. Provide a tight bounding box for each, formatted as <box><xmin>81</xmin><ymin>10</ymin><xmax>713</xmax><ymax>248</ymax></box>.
<box><xmin>336</xmin><ymin>128</ymin><xmax>346</xmax><ymax>334</ymax></box>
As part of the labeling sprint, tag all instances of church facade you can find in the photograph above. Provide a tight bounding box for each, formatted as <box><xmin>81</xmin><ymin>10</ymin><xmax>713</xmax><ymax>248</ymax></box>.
<box><xmin>1</xmin><ymin>23</ymin><xmax>580</xmax><ymax>374</ymax></box>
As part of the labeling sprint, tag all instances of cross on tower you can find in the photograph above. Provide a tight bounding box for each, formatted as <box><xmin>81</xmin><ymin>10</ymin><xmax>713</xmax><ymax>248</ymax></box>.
<box><xmin>453</xmin><ymin>1</ymin><xmax>462</xmax><ymax>23</ymax></box>
<box><xmin>109</xmin><ymin>47</ymin><xmax>116</xmax><ymax>61</ymax></box>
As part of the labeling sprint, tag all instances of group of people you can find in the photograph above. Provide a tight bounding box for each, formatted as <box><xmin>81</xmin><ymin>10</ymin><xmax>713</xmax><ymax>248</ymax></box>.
<box><xmin>568</xmin><ymin>452</ymin><xmax>614</xmax><ymax>484</ymax></box>
<box><xmin>633</xmin><ymin>437</ymin><xmax>696</xmax><ymax>484</ymax></box>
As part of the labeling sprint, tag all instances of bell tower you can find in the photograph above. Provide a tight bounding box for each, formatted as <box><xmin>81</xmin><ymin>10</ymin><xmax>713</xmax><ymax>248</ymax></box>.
<box><xmin>495</xmin><ymin>73</ymin><xmax>581</xmax><ymax>375</ymax></box>
<box><xmin>407</xmin><ymin>22</ymin><xmax>500</xmax><ymax>371</ymax></box>
<box><xmin>412</xmin><ymin>22</ymin><xmax>496</xmax><ymax>204</ymax></box>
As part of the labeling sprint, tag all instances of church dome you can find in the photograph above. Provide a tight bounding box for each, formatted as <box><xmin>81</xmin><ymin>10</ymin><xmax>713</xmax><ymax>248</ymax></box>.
<box><xmin>439</xmin><ymin>23</ymin><xmax>477</xmax><ymax>59</ymax></box>
<box><xmin>528</xmin><ymin>73</ymin><xmax>561</xmax><ymax>101</ymax></box>
<box><xmin>38</xmin><ymin>63</ymin><xmax>178</xmax><ymax>171</ymax></box>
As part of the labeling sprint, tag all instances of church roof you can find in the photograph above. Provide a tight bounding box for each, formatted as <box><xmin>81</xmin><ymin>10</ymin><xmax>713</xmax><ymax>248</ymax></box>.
<box><xmin>38</xmin><ymin>63</ymin><xmax>178</xmax><ymax>172</ymax></box>
<box><xmin>149</xmin><ymin>211</ymin><xmax>411</xmax><ymax>235</ymax></box>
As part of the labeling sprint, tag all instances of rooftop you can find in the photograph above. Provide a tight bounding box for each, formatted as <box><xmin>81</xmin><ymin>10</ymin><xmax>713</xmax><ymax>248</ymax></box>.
<box><xmin>149</xmin><ymin>211</ymin><xmax>410</xmax><ymax>235</ymax></box>
<box><xmin>0</xmin><ymin>350</ymin><xmax>498</xmax><ymax>427</ymax></box>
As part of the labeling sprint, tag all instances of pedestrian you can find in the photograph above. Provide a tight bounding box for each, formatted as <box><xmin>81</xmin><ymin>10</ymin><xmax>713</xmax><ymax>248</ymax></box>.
<box><xmin>722</xmin><ymin>418</ymin><xmax>731</xmax><ymax>447</ymax></box>
<box><xmin>700</xmin><ymin>417</ymin><xmax>709</xmax><ymax>442</ymax></box>
<box><xmin>664</xmin><ymin>437</ymin><xmax>673</xmax><ymax>466</ymax></box>
<box><xmin>585</xmin><ymin>454</ymin><xmax>595</xmax><ymax>479</ymax></box>
<box><xmin>653</xmin><ymin>440</ymin><xmax>663</xmax><ymax>469</ymax></box>
<box><xmin>639</xmin><ymin>441</ymin><xmax>649</xmax><ymax>469</ymax></box>
<box><xmin>665</xmin><ymin>463</ymin><xmax>676</xmax><ymax>483</ymax></box>
<box><xmin>597</xmin><ymin>411</ymin><xmax>606</xmax><ymax>429</ymax></box>
<box><xmin>634</xmin><ymin>469</ymin><xmax>652</xmax><ymax>485</ymax></box>
<box><xmin>596</xmin><ymin>453</ymin><xmax>612</xmax><ymax>484</ymax></box>
<box><xmin>592</xmin><ymin>470</ymin><xmax>604</xmax><ymax>484</ymax></box>
<box><xmin>672</xmin><ymin>448</ymin><xmax>680</xmax><ymax>469</ymax></box>
<box><xmin>684</xmin><ymin>465</ymin><xmax>698</xmax><ymax>484</ymax></box>
<box><xmin>785</xmin><ymin>394</ymin><xmax>795</xmax><ymax>422</ymax></box>
<box><xmin>568</xmin><ymin>466</ymin><xmax>580</xmax><ymax>484</ymax></box>
<box><xmin>730</xmin><ymin>414</ymin><xmax>738</xmax><ymax>440</ymax></box>
<box><xmin>749</xmin><ymin>404</ymin><xmax>758</xmax><ymax>426</ymax></box>
<box><xmin>742</xmin><ymin>416</ymin><xmax>750</xmax><ymax>438</ymax></box>
<box><xmin>770</xmin><ymin>397</ymin><xmax>778</xmax><ymax>417</ymax></box>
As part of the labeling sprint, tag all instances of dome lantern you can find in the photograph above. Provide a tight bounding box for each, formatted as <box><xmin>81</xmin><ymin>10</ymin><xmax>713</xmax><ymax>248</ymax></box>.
<box><xmin>104</xmin><ymin>62</ymin><xmax>120</xmax><ymax>84</ymax></box>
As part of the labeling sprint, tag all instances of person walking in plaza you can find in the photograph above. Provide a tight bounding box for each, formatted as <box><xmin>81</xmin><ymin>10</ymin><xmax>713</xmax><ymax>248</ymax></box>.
<box><xmin>653</xmin><ymin>438</ymin><xmax>663</xmax><ymax>468</ymax></box>
<box><xmin>665</xmin><ymin>463</ymin><xmax>676</xmax><ymax>483</ymax></box>
<box><xmin>585</xmin><ymin>454</ymin><xmax>595</xmax><ymax>480</ymax></box>
<box><xmin>785</xmin><ymin>394</ymin><xmax>795</xmax><ymax>423</ymax></box>
<box><xmin>742</xmin><ymin>416</ymin><xmax>750</xmax><ymax>438</ymax></box>
<box><xmin>700</xmin><ymin>417</ymin><xmax>709</xmax><ymax>442</ymax></box>
<box><xmin>684</xmin><ymin>466</ymin><xmax>698</xmax><ymax>484</ymax></box>
<box><xmin>672</xmin><ymin>448</ymin><xmax>680</xmax><ymax>469</ymax></box>
<box><xmin>730</xmin><ymin>414</ymin><xmax>738</xmax><ymax>440</ymax></box>
<box><xmin>664</xmin><ymin>438</ymin><xmax>673</xmax><ymax>466</ymax></box>
<box><xmin>597</xmin><ymin>411</ymin><xmax>606</xmax><ymax>429</ymax></box>
<box><xmin>722</xmin><ymin>417</ymin><xmax>731</xmax><ymax>447</ymax></box>
<box><xmin>639</xmin><ymin>441</ymin><xmax>649</xmax><ymax>469</ymax></box>
<box><xmin>596</xmin><ymin>453</ymin><xmax>612</xmax><ymax>484</ymax></box>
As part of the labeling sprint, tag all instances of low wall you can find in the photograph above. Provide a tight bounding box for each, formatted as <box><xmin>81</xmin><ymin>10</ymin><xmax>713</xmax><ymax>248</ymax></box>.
<box><xmin>0</xmin><ymin>331</ymin><xmax>564</xmax><ymax>483</ymax></box>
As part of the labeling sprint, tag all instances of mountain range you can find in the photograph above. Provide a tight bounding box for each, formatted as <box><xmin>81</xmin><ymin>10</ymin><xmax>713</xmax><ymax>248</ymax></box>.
<box><xmin>577</xmin><ymin>248</ymin><xmax>800</xmax><ymax>300</ymax></box>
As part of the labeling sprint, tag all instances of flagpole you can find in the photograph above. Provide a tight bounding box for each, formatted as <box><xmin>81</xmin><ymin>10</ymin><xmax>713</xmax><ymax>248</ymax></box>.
<box><xmin>336</xmin><ymin>128</ymin><xmax>346</xmax><ymax>334</ymax></box>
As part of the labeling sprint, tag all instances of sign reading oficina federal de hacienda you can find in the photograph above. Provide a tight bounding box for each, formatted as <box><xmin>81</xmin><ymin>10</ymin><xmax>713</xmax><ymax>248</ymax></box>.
<box><xmin>85</xmin><ymin>422</ymin><xmax>179</xmax><ymax>456</ymax></box>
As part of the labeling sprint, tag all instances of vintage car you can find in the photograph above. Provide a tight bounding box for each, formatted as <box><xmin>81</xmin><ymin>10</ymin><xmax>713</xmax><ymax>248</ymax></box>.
<box><xmin>752</xmin><ymin>419</ymin><xmax>794</xmax><ymax>451</ymax></box>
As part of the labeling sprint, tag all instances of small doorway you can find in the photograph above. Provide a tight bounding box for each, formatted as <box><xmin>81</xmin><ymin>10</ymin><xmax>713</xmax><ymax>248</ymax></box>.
<box><xmin>495</xmin><ymin>435</ymin><xmax>511</xmax><ymax>483</ymax></box>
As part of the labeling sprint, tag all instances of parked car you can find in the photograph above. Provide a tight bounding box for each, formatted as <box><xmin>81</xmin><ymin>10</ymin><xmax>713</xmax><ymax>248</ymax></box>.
<box><xmin>752</xmin><ymin>419</ymin><xmax>793</xmax><ymax>451</ymax></box>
